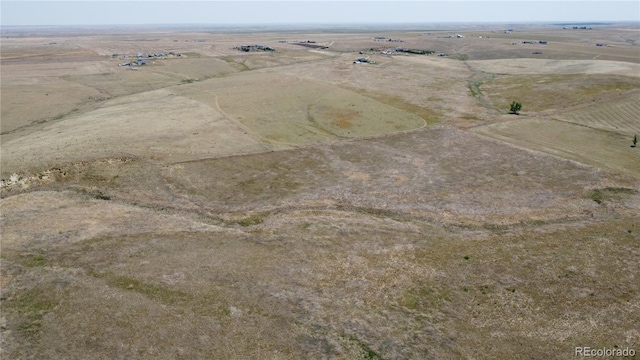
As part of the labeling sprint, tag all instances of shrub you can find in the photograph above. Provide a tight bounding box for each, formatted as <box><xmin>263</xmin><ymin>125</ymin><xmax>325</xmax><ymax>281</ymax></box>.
<box><xmin>510</xmin><ymin>101</ymin><xmax>522</xmax><ymax>115</ymax></box>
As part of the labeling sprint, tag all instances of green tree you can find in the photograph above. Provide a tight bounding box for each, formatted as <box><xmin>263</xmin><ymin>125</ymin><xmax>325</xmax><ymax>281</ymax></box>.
<box><xmin>509</xmin><ymin>101</ymin><xmax>522</xmax><ymax>115</ymax></box>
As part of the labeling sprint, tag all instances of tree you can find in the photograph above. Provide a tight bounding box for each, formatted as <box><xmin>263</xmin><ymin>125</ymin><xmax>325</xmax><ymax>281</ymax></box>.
<box><xmin>509</xmin><ymin>101</ymin><xmax>522</xmax><ymax>115</ymax></box>
<box><xmin>633</xmin><ymin>134</ymin><xmax>638</xmax><ymax>148</ymax></box>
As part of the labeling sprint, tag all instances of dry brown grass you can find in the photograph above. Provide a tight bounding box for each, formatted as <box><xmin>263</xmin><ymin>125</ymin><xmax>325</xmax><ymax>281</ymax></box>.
<box><xmin>2</xmin><ymin>24</ymin><xmax>640</xmax><ymax>360</ymax></box>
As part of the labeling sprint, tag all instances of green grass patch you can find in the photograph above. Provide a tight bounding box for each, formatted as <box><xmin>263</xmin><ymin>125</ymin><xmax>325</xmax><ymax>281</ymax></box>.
<box><xmin>340</xmin><ymin>334</ymin><xmax>382</xmax><ymax>360</ymax></box>
<box><xmin>89</xmin><ymin>271</ymin><xmax>190</xmax><ymax>305</ymax></box>
<box><xmin>237</xmin><ymin>212</ymin><xmax>269</xmax><ymax>227</ymax></box>
<box><xmin>10</xmin><ymin>288</ymin><xmax>57</xmax><ymax>315</ymax></box>
<box><xmin>7</xmin><ymin>287</ymin><xmax>59</xmax><ymax>337</ymax></box>
<box><xmin>403</xmin><ymin>287</ymin><xmax>451</xmax><ymax>312</ymax></box>
<box><xmin>588</xmin><ymin>187</ymin><xmax>638</xmax><ymax>204</ymax></box>
<box><xmin>22</xmin><ymin>254</ymin><xmax>49</xmax><ymax>267</ymax></box>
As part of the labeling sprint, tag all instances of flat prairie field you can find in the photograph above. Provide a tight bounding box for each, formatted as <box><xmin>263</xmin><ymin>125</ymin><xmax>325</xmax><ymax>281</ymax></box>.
<box><xmin>1</xmin><ymin>24</ymin><xmax>639</xmax><ymax>360</ymax></box>
<box><xmin>473</xmin><ymin>118</ymin><xmax>640</xmax><ymax>178</ymax></box>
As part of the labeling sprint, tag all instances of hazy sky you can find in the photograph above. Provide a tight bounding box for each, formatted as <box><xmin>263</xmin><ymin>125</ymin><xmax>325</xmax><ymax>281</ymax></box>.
<box><xmin>2</xmin><ymin>1</ymin><xmax>639</xmax><ymax>26</ymax></box>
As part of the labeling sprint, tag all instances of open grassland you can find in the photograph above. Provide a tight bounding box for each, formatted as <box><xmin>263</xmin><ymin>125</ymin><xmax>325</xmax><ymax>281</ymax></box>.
<box><xmin>0</xmin><ymin>89</ymin><xmax>267</xmax><ymax>174</ymax></box>
<box><xmin>2</xmin><ymin>206</ymin><xmax>638</xmax><ymax>360</ymax></box>
<box><xmin>161</xmin><ymin>127</ymin><xmax>626</xmax><ymax>226</ymax></box>
<box><xmin>2</xmin><ymin>24</ymin><xmax>640</xmax><ymax>359</ymax></box>
<box><xmin>473</xmin><ymin>119</ymin><xmax>640</xmax><ymax>178</ymax></box>
<box><xmin>555</xmin><ymin>94</ymin><xmax>640</xmax><ymax>136</ymax></box>
<box><xmin>468</xmin><ymin>58</ymin><xmax>640</xmax><ymax>76</ymax></box>
<box><xmin>274</xmin><ymin>52</ymin><xmax>473</xmax><ymax>125</ymax></box>
<box><xmin>2</xmin><ymin>128</ymin><xmax>639</xmax><ymax>358</ymax></box>
<box><xmin>2</xmin><ymin>123</ymin><xmax>640</xmax><ymax>359</ymax></box>
<box><xmin>147</xmin><ymin>57</ymin><xmax>236</xmax><ymax>81</ymax></box>
<box><xmin>176</xmin><ymin>72</ymin><xmax>426</xmax><ymax>146</ymax></box>
<box><xmin>476</xmin><ymin>73</ymin><xmax>640</xmax><ymax>114</ymax></box>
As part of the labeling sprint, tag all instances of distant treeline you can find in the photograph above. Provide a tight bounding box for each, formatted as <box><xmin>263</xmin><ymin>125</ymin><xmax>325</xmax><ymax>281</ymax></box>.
<box><xmin>397</xmin><ymin>49</ymin><xmax>435</xmax><ymax>55</ymax></box>
<box><xmin>552</xmin><ymin>22</ymin><xmax>614</xmax><ymax>26</ymax></box>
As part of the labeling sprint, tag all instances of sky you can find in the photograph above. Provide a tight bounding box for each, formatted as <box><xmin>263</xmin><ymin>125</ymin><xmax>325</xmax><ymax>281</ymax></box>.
<box><xmin>1</xmin><ymin>1</ymin><xmax>639</xmax><ymax>26</ymax></box>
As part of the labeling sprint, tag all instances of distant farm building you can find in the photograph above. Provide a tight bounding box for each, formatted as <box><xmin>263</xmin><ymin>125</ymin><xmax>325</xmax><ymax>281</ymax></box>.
<box><xmin>238</xmin><ymin>44</ymin><xmax>275</xmax><ymax>52</ymax></box>
<box><xmin>396</xmin><ymin>48</ymin><xmax>434</xmax><ymax>55</ymax></box>
<box><xmin>290</xmin><ymin>41</ymin><xmax>329</xmax><ymax>49</ymax></box>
